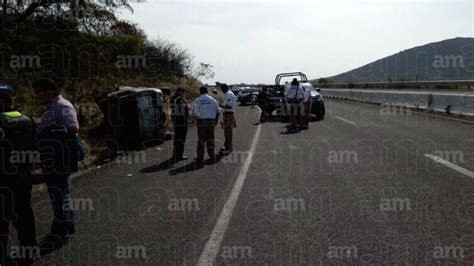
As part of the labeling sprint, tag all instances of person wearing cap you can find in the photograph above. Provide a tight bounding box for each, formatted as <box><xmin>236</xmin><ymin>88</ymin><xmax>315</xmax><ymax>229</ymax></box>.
<box><xmin>191</xmin><ymin>86</ymin><xmax>220</xmax><ymax>162</ymax></box>
<box><xmin>33</xmin><ymin>78</ymin><xmax>80</xmax><ymax>251</ymax></box>
<box><xmin>286</xmin><ymin>78</ymin><xmax>305</xmax><ymax>131</ymax></box>
<box><xmin>170</xmin><ymin>88</ymin><xmax>189</xmax><ymax>161</ymax></box>
<box><xmin>0</xmin><ymin>84</ymin><xmax>38</xmax><ymax>264</ymax></box>
<box><xmin>219</xmin><ymin>84</ymin><xmax>236</xmax><ymax>155</ymax></box>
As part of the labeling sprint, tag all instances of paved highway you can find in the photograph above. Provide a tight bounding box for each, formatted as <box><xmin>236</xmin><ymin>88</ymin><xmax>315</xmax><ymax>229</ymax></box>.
<box><xmin>26</xmin><ymin>99</ymin><xmax>474</xmax><ymax>265</ymax></box>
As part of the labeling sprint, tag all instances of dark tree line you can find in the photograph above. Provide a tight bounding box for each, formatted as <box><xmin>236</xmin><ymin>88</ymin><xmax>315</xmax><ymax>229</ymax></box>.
<box><xmin>0</xmin><ymin>0</ymin><xmax>195</xmax><ymax>118</ymax></box>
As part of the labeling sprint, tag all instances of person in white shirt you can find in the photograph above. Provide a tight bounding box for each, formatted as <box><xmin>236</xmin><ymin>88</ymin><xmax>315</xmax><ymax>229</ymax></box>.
<box><xmin>286</xmin><ymin>79</ymin><xmax>305</xmax><ymax>100</ymax></box>
<box><xmin>219</xmin><ymin>84</ymin><xmax>236</xmax><ymax>154</ymax></box>
<box><xmin>192</xmin><ymin>86</ymin><xmax>220</xmax><ymax>161</ymax></box>
<box><xmin>286</xmin><ymin>78</ymin><xmax>305</xmax><ymax>131</ymax></box>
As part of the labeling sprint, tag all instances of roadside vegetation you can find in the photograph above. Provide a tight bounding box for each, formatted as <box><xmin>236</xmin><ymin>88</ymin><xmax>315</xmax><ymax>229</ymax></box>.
<box><xmin>0</xmin><ymin>0</ymin><xmax>215</xmax><ymax>162</ymax></box>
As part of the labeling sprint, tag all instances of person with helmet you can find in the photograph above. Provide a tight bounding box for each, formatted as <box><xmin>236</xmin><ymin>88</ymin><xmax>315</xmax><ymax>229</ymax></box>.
<box><xmin>0</xmin><ymin>84</ymin><xmax>38</xmax><ymax>264</ymax></box>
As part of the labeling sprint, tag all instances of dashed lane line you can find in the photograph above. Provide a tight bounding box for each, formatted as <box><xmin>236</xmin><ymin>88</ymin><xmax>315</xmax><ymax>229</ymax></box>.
<box><xmin>424</xmin><ymin>154</ymin><xmax>474</xmax><ymax>179</ymax></box>
<box><xmin>334</xmin><ymin>116</ymin><xmax>357</xmax><ymax>125</ymax></box>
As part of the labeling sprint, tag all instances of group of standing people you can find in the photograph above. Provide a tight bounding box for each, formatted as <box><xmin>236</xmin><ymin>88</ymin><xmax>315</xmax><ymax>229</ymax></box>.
<box><xmin>170</xmin><ymin>84</ymin><xmax>236</xmax><ymax>163</ymax></box>
<box><xmin>1</xmin><ymin>80</ymin><xmax>235</xmax><ymax>264</ymax></box>
<box><xmin>1</xmin><ymin>79</ymin><xmax>80</xmax><ymax>265</ymax></box>
<box><xmin>257</xmin><ymin>78</ymin><xmax>311</xmax><ymax>131</ymax></box>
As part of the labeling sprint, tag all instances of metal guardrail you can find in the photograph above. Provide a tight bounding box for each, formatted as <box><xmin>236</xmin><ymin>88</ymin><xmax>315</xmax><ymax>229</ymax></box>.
<box><xmin>321</xmin><ymin>89</ymin><xmax>474</xmax><ymax>117</ymax></box>
<box><xmin>310</xmin><ymin>80</ymin><xmax>474</xmax><ymax>89</ymax></box>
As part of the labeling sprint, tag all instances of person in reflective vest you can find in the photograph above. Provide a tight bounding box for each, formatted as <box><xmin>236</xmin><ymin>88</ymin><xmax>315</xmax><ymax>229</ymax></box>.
<box><xmin>0</xmin><ymin>84</ymin><xmax>37</xmax><ymax>264</ymax></box>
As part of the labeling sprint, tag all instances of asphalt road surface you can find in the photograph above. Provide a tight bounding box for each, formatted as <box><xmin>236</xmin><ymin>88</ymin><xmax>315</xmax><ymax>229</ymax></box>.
<box><xmin>20</xmin><ymin>99</ymin><xmax>474</xmax><ymax>265</ymax></box>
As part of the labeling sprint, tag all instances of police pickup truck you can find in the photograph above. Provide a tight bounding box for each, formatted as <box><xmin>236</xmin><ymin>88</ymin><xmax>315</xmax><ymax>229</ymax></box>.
<box><xmin>261</xmin><ymin>72</ymin><xmax>325</xmax><ymax>121</ymax></box>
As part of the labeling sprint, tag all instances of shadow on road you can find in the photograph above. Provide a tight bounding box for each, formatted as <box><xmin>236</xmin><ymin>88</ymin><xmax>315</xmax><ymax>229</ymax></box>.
<box><xmin>169</xmin><ymin>155</ymin><xmax>223</xmax><ymax>175</ymax></box>
<box><xmin>280</xmin><ymin>124</ymin><xmax>311</xmax><ymax>135</ymax></box>
<box><xmin>169</xmin><ymin>161</ymin><xmax>205</xmax><ymax>175</ymax></box>
<box><xmin>280</xmin><ymin>128</ymin><xmax>301</xmax><ymax>135</ymax></box>
<box><xmin>258</xmin><ymin>115</ymin><xmax>323</xmax><ymax>126</ymax></box>
<box><xmin>140</xmin><ymin>157</ymin><xmax>177</xmax><ymax>173</ymax></box>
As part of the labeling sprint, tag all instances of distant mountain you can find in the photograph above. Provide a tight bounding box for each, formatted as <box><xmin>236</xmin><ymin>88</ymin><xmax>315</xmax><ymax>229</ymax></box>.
<box><xmin>321</xmin><ymin>37</ymin><xmax>474</xmax><ymax>84</ymax></box>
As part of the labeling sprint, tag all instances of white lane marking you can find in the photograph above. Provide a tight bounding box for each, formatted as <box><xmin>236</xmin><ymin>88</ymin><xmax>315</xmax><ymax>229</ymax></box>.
<box><xmin>197</xmin><ymin>125</ymin><xmax>262</xmax><ymax>266</ymax></box>
<box><xmin>334</xmin><ymin>116</ymin><xmax>357</xmax><ymax>125</ymax></box>
<box><xmin>424</xmin><ymin>154</ymin><xmax>474</xmax><ymax>179</ymax></box>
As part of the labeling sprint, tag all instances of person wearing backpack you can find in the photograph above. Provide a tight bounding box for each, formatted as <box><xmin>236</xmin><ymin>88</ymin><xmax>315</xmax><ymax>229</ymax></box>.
<box><xmin>286</xmin><ymin>79</ymin><xmax>305</xmax><ymax>131</ymax></box>
<box><xmin>33</xmin><ymin>79</ymin><xmax>83</xmax><ymax>252</ymax></box>
<box><xmin>0</xmin><ymin>84</ymin><xmax>38</xmax><ymax>265</ymax></box>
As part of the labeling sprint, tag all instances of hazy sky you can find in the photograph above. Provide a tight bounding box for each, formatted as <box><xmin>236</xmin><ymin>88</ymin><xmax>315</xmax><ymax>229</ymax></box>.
<box><xmin>120</xmin><ymin>0</ymin><xmax>473</xmax><ymax>84</ymax></box>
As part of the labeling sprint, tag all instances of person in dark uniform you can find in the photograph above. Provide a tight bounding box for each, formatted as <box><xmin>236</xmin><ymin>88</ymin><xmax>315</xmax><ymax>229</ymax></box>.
<box><xmin>0</xmin><ymin>84</ymin><xmax>38</xmax><ymax>265</ymax></box>
<box><xmin>257</xmin><ymin>87</ymin><xmax>270</xmax><ymax>122</ymax></box>
<box><xmin>170</xmin><ymin>88</ymin><xmax>189</xmax><ymax>161</ymax></box>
